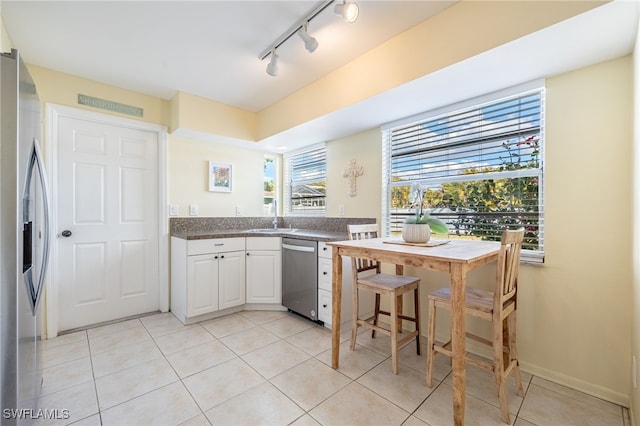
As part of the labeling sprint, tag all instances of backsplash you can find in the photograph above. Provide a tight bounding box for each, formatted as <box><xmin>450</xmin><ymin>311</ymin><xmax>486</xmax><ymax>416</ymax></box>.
<box><xmin>170</xmin><ymin>217</ymin><xmax>376</xmax><ymax>234</ymax></box>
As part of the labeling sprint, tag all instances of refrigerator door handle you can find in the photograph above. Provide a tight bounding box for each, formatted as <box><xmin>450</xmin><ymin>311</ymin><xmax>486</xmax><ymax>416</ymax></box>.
<box><xmin>22</xmin><ymin>138</ymin><xmax>51</xmax><ymax>315</ymax></box>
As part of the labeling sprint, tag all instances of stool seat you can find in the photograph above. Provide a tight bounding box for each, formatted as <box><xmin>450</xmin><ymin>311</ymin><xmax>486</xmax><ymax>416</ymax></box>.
<box><xmin>428</xmin><ymin>286</ymin><xmax>495</xmax><ymax>314</ymax></box>
<box><xmin>357</xmin><ymin>273</ymin><xmax>420</xmax><ymax>290</ymax></box>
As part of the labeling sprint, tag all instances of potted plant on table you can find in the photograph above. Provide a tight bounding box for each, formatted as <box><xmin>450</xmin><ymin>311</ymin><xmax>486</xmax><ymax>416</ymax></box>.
<box><xmin>402</xmin><ymin>183</ymin><xmax>448</xmax><ymax>243</ymax></box>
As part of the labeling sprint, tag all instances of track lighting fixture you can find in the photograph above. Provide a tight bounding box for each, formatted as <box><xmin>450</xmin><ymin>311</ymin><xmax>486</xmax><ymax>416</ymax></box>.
<box><xmin>259</xmin><ymin>0</ymin><xmax>359</xmax><ymax>76</ymax></box>
<box><xmin>334</xmin><ymin>1</ymin><xmax>359</xmax><ymax>23</ymax></box>
<box><xmin>297</xmin><ymin>22</ymin><xmax>319</xmax><ymax>53</ymax></box>
<box><xmin>266</xmin><ymin>50</ymin><xmax>278</xmax><ymax>77</ymax></box>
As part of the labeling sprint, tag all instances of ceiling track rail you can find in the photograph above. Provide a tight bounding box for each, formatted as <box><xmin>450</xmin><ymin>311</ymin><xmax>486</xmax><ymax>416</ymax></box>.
<box><xmin>258</xmin><ymin>0</ymin><xmax>335</xmax><ymax>61</ymax></box>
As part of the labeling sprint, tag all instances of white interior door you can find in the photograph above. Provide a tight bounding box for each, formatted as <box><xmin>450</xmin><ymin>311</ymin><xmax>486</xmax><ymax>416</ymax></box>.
<box><xmin>56</xmin><ymin>114</ymin><xmax>159</xmax><ymax>331</ymax></box>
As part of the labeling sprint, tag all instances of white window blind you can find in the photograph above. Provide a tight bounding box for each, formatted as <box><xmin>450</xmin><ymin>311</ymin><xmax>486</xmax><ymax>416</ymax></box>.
<box><xmin>284</xmin><ymin>143</ymin><xmax>327</xmax><ymax>215</ymax></box>
<box><xmin>382</xmin><ymin>88</ymin><xmax>545</xmax><ymax>262</ymax></box>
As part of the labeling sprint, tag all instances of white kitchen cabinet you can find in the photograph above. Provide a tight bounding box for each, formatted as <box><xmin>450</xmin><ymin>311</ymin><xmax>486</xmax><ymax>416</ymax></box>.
<box><xmin>317</xmin><ymin>289</ymin><xmax>332</xmax><ymax>325</ymax></box>
<box><xmin>245</xmin><ymin>237</ymin><xmax>281</xmax><ymax>304</ymax></box>
<box><xmin>218</xmin><ymin>250</ymin><xmax>246</xmax><ymax>310</ymax></box>
<box><xmin>187</xmin><ymin>253</ymin><xmax>219</xmax><ymax>317</ymax></box>
<box><xmin>317</xmin><ymin>241</ymin><xmax>373</xmax><ymax>329</ymax></box>
<box><xmin>171</xmin><ymin>237</ymin><xmax>246</xmax><ymax>323</ymax></box>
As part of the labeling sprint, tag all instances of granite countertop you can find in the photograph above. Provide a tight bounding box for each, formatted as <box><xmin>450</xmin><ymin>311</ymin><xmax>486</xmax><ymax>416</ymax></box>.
<box><xmin>169</xmin><ymin>217</ymin><xmax>376</xmax><ymax>242</ymax></box>
<box><xmin>171</xmin><ymin>228</ymin><xmax>349</xmax><ymax>242</ymax></box>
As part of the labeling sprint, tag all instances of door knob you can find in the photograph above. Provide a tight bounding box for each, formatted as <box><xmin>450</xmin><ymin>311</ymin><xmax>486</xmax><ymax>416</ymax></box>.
<box><xmin>61</xmin><ymin>230</ymin><xmax>72</xmax><ymax>237</ymax></box>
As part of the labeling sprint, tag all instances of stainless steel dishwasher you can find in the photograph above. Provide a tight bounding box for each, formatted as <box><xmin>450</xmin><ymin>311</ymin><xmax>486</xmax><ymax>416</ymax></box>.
<box><xmin>282</xmin><ymin>238</ymin><xmax>318</xmax><ymax>321</ymax></box>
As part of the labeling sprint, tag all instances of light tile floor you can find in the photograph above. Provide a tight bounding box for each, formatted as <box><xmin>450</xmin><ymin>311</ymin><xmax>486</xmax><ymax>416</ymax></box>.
<box><xmin>38</xmin><ymin>310</ymin><xmax>631</xmax><ymax>426</ymax></box>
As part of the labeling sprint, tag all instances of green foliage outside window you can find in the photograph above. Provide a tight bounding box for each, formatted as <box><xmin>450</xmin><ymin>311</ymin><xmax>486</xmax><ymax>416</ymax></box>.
<box><xmin>390</xmin><ymin>136</ymin><xmax>541</xmax><ymax>250</ymax></box>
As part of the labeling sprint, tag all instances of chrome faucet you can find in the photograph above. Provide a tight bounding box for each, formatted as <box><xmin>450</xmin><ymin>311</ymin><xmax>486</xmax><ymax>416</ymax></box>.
<box><xmin>272</xmin><ymin>199</ymin><xmax>278</xmax><ymax>229</ymax></box>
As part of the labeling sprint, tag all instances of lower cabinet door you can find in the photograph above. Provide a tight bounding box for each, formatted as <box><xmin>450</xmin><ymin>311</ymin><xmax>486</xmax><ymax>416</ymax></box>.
<box><xmin>218</xmin><ymin>250</ymin><xmax>246</xmax><ymax>310</ymax></box>
<box><xmin>187</xmin><ymin>254</ymin><xmax>219</xmax><ymax>317</ymax></box>
<box><xmin>246</xmin><ymin>250</ymin><xmax>282</xmax><ymax>304</ymax></box>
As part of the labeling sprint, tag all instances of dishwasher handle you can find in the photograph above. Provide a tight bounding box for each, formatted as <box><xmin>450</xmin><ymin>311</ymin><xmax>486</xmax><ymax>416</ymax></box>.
<box><xmin>282</xmin><ymin>243</ymin><xmax>316</xmax><ymax>253</ymax></box>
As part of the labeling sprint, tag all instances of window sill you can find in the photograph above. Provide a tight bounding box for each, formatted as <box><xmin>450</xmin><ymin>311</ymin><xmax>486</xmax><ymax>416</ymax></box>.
<box><xmin>522</xmin><ymin>250</ymin><xmax>544</xmax><ymax>264</ymax></box>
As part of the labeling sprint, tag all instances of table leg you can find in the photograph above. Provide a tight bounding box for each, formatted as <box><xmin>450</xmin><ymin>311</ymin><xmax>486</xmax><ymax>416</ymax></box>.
<box><xmin>450</xmin><ymin>264</ymin><xmax>467</xmax><ymax>426</ymax></box>
<box><xmin>331</xmin><ymin>248</ymin><xmax>343</xmax><ymax>369</ymax></box>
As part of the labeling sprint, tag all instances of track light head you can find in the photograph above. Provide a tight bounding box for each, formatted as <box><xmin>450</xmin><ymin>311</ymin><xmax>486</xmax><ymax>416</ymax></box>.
<box><xmin>260</xmin><ymin>0</ymin><xmax>361</xmax><ymax>77</ymax></box>
<box><xmin>334</xmin><ymin>1</ymin><xmax>359</xmax><ymax>23</ymax></box>
<box><xmin>266</xmin><ymin>50</ymin><xmax>278</xmax><ymax>76</ymax></box>
<box><xmin>297</xmin><ymin>22</ymin><xmax>319</xmax><ymax>53</ymax></box>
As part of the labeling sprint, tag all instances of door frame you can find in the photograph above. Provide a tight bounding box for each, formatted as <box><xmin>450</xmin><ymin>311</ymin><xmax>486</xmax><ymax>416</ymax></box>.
<box><xmin>45</xmin><ymin>103</ymin><xmax>169</xmax><ymax>338</ymax></box>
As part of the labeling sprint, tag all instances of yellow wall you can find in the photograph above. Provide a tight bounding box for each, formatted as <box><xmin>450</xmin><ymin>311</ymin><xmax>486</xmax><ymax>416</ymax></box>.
<box><xmin>630</xmin><ymin>10</ymin><xmax>640</xmax><ymax>424</ymax></box>
<box><xmin>166</xmin><ymin>124</ymin><xmax>384</xmax><ymax>221</ymax></box>
<box><xmin>27</xmin><ymin>65</ymin><xmax>170</xmax><ymax>127</ymax></box>
<box><xmin>1</xmin><ymin>12</ymin><xmax>13</xmax><ymax>52</ymax></box>
<box><xmin>326</xmin><ymin>128</ymin><xmax>382</xmax><ymax>221</ymax></box>
<box><xmin>320</xmin><ymin>56</ymin><xmax>634</xmax><ymax>406</ymax></box>
<box><xmin>520</xmin><ymin>56</ymin><xmax>632</xmax><ymax>403</ymax></box>
<box><xmin>168</xmin><ymin>135</ymin><xmax>267</xmax><ymax>217</ymax></box>
<box><xmin>170</xmin><ymin>91</ymin><xmax>257</xmax><ymax>141</ymax></box>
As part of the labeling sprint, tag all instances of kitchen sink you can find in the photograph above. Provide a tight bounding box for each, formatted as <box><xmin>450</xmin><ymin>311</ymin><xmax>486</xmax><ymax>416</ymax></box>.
<box><xmin>244</xmin><ymin>228</ymin><xmax>297</xmax><ymax>234</ymax></box>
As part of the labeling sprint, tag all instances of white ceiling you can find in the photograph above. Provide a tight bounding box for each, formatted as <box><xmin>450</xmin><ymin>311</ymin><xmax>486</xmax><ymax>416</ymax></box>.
<box><xmin>1</xmin><ymin>0</ymin><xmax>638</xmax><ymax>152</ymax></box>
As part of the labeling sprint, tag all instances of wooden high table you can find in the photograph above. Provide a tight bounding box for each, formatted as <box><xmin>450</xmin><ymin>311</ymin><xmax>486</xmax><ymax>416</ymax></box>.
<box><xmin>326</xmin><ymin>237</ymin><xmax>501</xmax><ymax>426</ymax></box>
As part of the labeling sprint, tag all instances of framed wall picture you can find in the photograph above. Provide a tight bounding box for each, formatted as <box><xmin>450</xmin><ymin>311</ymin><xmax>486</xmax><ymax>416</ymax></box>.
<box><xmin>209</xmin><ymin>162</ymin><xmax>232</xmax><ymax>192</ymax></box>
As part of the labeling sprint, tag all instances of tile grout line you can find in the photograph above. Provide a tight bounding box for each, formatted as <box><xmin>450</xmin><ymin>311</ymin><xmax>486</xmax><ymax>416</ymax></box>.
<box><xmin>85</xmin><ymin>328</ymin><xmax>104</xmax><ymax>426</ymax></box>
<box><xmin>511</xmin><ymin>373</ymin><xmax>534</xmax><ymax>425</ymax></box>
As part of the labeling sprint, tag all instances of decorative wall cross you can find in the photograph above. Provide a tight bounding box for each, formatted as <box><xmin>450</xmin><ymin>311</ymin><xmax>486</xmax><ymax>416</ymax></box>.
<box><xmin>342</xmin><ymin>159</ymin><xmax>364</xmax><ymax>197</ymax></box>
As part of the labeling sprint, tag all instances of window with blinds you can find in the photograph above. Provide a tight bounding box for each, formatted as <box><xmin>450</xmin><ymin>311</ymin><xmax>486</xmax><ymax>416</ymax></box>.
<box><xmin>284</xmin><ymin>144</ymin><xmax>327</xmax><ymax>215</ymax></box>
<box><xmin>382</xmin><ymin>88</ymin><xmax>544</xmax><ymax>261</ymax></box>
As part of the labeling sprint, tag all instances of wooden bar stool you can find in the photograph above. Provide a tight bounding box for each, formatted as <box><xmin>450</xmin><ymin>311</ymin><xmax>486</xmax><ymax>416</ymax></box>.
<box><xmin>348</xmin><ymin>224</ymin><xmax>421</xmax><ymax>374</ymax></box>
<box><xmin>426</xmin><ymin>228</ymin><xmax>525</xmax><ymax>423</ymax></box>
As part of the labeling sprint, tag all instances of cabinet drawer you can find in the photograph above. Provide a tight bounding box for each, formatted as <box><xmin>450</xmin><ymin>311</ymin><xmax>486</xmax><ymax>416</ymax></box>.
<box><xmin>318</xmin><ymin>242</ymin><xmax>332</xmax><ymax>259</ymax></box>
<box><xmin>246</xmin><ymin>236</ymin><xmax>280</xmax><ymax>251</ymax></box>
<box><xmin>318</xmin><ymin>289</ymin><xmax>332</xmax><ymax>325</ymax></box>
<box><xmin>188</xmin><ymin>238</ymin><xmax>245</xmax><ymax>255</ymax></box>
<box><xmin>318</xmin><ymin>257</ymin><xmax>332</xmax><ymax>291</ymax></box>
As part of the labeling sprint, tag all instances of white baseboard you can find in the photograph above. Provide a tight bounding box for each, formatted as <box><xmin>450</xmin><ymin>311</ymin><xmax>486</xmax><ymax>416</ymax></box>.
<box><xmin>519</xmin><ymin>360</ymin><xmax>630</xmax><ymax>408</ymax></box>
<box><xmin>429</xmin><ymin>329</ymin><xmax>629</xmax><ymax>408</ymax></box>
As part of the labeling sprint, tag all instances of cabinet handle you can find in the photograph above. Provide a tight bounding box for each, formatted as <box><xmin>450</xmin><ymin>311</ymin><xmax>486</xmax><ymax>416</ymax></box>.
<box><xmin>323</xmin><ymin>304</ymin><xmax>328</xmax><ymax>308</ymax></box>
<box><xmin>323</xmin><ymin>272</ymin><xmax>328</xmax><ymax>275</ymax></box>
<box><xmin>214</xmin><ymin>255</ymin><xmax>218</xmax><ymax>259</ymax></box>
<box><xmin>246</xmin><ymin>252</ymin><xmax>250</xmax><ymax>256</ymax></box>
<box><xmin>215</xmin><ymin>243</ymin><xmax>224</xmax><ymax>246</ymax></box>
<box><xmin>323</xmin><ymin>247</ymin><xmax>328</xmax><ymax>251</ymax></box>
<box><xmin>220</xmin><ymin>255</ymin><xmax>225</xmax><ymax>259</ymax></box>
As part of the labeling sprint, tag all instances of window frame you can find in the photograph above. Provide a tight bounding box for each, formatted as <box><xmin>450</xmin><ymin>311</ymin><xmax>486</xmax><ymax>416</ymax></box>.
<box><xmin>381</xmin><ymin>81</ymin><xmax>545</xmax><ymax>263</ymax></box>
<box><xmin>283</xmin><ymin>143</ymin><xmax>327</xmax><ymax>216</ymax></box>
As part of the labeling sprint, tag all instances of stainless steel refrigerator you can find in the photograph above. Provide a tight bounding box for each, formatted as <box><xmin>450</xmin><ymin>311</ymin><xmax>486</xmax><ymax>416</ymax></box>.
<box><xmin>0</xmin><ymin>49</ymin><xmax>50</xmax><ymax>424</ymax></box>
